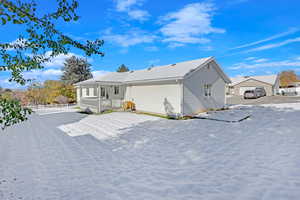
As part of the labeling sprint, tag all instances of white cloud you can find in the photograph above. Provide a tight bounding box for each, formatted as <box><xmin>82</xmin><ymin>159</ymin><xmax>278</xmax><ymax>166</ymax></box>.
<box><xmin>92</xmin><ymin>70</ymin><xmax>110</xmax><ymax>77</ymax></box>
<box><xmin>265</xmin><ymin>70</ymin><xmax>274</xmax><ymax>74</ymax></box>
<box><xmin>200</xmin><ymin>45</ymin><xmax>214</xmax><ymax>51</ymax></box>
<box><xmin>22</xmin><ymin>69</ymin><xmax>108</xmax><ymax>83</ymax></box>
<box><xmin>296</xmin><ymin>57</ymin><xmax>300</xmax><ymax>60</ymax></box>
<box><xmin>230</xmin><ymin>60</ymin><xmax>300</xmax><ymax>70</ymax></box>
<box><xmin>43</xmin><ymin>51</ymin><xmax>92</xmax><ymax>68</ymax></box>
<box><xmin>42</xmin><ymin>69</ymin><xmax>63</xmax><ymax>76</ymax></box>
<box><xmin>23</xmin><ymin>69</ymin><xmax>63</xmax><ymax>80</ymax></box>
<box><xmin>230</xmin><ymin>28</ymin><xmax>299</xmax><ymax>50</ymax></box>
<box><xmin>253</xmin><ymin>58</ymin><xmax>269</xmax><ymax>63</ymax></box>
<box><xmin>0</xmin><ymin>69</ymin><xmax>107</xmax><ymax>89</ymax></box>
<box><xmin>168</xmin><ymin>43</ymin><xmax>185</xmax><ymax>49</ymax></box>
<box><xmin>115</xmin><ymin>0</ymin><xmax>140</xmax><ymax>11</ymax></box>
<box><xmin>128</xmin><ymin>9</ymin><xmax>150</xmax><ymax>21</ymax></box>
<box><xmin>103</xmin><ymin>29</ymin><xmax>156</xmax><ymax>47</ymax></box>
<box><xmin>245</xmin><ymin>37</ymin><xmax>300</xmax><ymax>53</ymax></box>
<box><xmin>0</xmin><ymin>69</ymin><xmax>63</xmax><ymax>88</ymax></box>
<box><xmin>159</xmin><ymin>2</ymin><xmax>225</xmax><ymax>46</ymax></box>
<box><xmin>245</xmin><ymin>57</ymin><xmax>257</xmax><ymax>61</ymax></box>
<box><xmin>2</xmin><ymin>38</ymin><xmax>27</xmax><ymax>51</ymax></box>
<box><xmin>115</xmin><ymin>0</ymin><xmax>149</xmax><ymax>21</ymax></box>
<box><xmin>0</xmin><ymin>78</ymin><xmax>21</xmax><ymax>89</ymax></box>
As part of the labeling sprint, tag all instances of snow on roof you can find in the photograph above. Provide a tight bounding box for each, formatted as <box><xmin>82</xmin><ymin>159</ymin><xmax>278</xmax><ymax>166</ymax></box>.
<box><xmin>230</xmin><ymin>75</ymin><xmax>278</xmax><ymax>86</ymax></box>
<box><xmin>76</xmin><ymin>57</ymin><xmax>221</xmax><ymax>85</ymax></box>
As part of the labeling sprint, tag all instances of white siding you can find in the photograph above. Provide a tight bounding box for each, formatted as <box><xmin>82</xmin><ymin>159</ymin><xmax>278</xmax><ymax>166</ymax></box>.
<box><xmin>125</xmin><ymin>83</ymin><xmax>182</xmax><ymax>115</ymax></box>
<box><xmin>183</xmin><ymin>61</ymin><xmax>226</xmax><ymax>115</ymax></box>
<box><xmin>76</xmin><ymin>88</ymin><xmax>81</xmax><ymax>103</ymax></box>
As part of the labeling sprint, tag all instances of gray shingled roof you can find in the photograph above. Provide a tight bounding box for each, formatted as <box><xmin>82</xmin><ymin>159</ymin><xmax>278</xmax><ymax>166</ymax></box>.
<box><xmin>230</xmin><ymin>75</ymin><xmax>278</xmax><ymax>86</ymax></box>
<box><xmin>76</xmin><ymin>57</ymin><xmax>230</xmax><ymax>85</ymax></box>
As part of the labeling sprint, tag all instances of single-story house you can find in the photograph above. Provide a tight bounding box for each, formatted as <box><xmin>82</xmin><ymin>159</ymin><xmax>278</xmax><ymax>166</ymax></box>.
<box><xmin>75</xmin><ymin>57</ymin><xmax>231</xmax><ymax>116</ymax></box>
<box><xmin>227</xmin><ymin>75</ymin><xmax>280</xmax><ymax>96</ymax></box>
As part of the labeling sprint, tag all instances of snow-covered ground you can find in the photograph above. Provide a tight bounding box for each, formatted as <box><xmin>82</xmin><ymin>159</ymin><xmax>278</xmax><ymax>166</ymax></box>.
<box><xmin>59</xmin><ymin>112</ymin><xmax>161</xmax><ymax>140</ymax></box>
<box><xmin>1</xmin><ymin>103</ymin><xmax>300</xmax><ymax>200</ymax></box>
<box><xmin>261</xmin><ymin>102</ymin><xmax>300</xmax><ymax>111</ymax></box>
<box><xmin>33</xmin><ymin>106</ymin><xmax>78</xmax><ymax>115</ymax></box>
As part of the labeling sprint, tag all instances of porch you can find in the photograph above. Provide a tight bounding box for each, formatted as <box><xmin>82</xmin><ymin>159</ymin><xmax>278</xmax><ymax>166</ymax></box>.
<box><xmin>76</xmin><ymin>83</ymin><xmax>125</xmax><ymax>113</ymax></box>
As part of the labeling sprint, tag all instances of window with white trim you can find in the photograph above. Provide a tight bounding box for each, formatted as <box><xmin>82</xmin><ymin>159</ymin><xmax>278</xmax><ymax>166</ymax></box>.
<box><xmin>93</xmin><ymin>87</ymin><xmax>97</xmax><ymax>96</ymax></box>
<box><xmin>89</xmin><ymin>88</ymin><xmax>94</xmax><ymax>96</ymax></box>
<box><xmin>100</xmin><ymin>87</ymin><xmax>105</xmax><ymax>97</ymax></box>
<box><xmin>86</xmin><ymin>87</ymin><xmax>89</xmax><ymax>96</ymax></box>
<box><xmin>204</xmin><ymin>84</ymin><xmax>212</xmax><ymax>96</ymax></box>
<box><xmin>114</xmin><ymin>86</ymin><xmax>119</xmax><ymax>95</ymax></box>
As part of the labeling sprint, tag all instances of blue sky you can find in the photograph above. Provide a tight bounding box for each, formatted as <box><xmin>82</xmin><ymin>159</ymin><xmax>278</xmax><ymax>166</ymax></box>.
<box><xmin>1</xmin><ymin>0</ymin><xmax>300</xmax><ymax>88</ymax></box>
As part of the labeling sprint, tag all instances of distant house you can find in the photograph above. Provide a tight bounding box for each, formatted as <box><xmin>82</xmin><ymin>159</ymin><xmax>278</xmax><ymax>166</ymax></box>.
<box><xmin>75</xmin><ymin>57</ymin><xmax>231</xmax><ymax>116</ymax></box>
<box><xmin>278</xmin><ymin>81</ymin><xmax>300</xmax><ymax>96</ymax></box>
<box><xmin>227</xmin><ymin>75</ymin><xmax>280</xmax><ymax>96</ymax></box>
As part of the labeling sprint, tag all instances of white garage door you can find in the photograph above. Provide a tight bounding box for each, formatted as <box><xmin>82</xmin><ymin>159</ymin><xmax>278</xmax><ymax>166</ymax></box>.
<box><xmin>239</xmin><ymin>87</ymin><xmax>256</xmax><ymax>95</ymax></box>
<box><xmin>125</xmin><ymin>84</ymin><xmax>181</xmax><ymax>115</ymax></box>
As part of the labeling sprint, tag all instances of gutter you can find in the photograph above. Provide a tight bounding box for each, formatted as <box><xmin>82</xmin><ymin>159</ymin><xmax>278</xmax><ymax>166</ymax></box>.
<box><xmin>123</xmin><ymin>76</ymin><xmax>184</xmax><ymax>85</ymax></box>
<box><xmin>76</xmin><ymin>77</ymin><xmax>184</xmax><ymax>86</ymax></box>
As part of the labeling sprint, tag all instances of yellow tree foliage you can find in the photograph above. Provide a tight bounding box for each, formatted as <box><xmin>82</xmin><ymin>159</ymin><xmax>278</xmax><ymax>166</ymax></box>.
<box><xmin>60</xmin><ymin>84</ymin><xmax>76</xmax><ymax>103</ymax></box>
<box><xmin>26</xmin><ymin>86</ymin><xmax>48</xmax><ymax>105</ymax></box>
<box><xmin>44</xmin><ymin>80</ymin><xmax>64</xmax><ymax>104</ymax></box>
<box><xmin>25</xmin><ymin>80</ymin><xmax>76</xmax><ymax>105</ymax></box>
<box><xmin>279</xmin><ymin>70</ymin><xmax>299</xmax><ymax>87</ymax></box>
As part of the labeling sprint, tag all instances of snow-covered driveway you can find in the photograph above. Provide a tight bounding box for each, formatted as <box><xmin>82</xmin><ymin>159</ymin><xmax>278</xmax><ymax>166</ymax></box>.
<box><xmin>1</xmin><ymin>104</ymin><xmax>300</xmax><ymax>200</ymax></box>
<box><xmin>58</xmin><ymin>112</ymin><xmax>161</xmax><ymax>140</ymax></box>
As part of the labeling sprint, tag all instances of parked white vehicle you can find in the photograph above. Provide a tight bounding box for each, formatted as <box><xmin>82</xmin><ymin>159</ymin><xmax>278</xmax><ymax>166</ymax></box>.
<box><xmin>279</xmin><ymin>87</ymin><xmax>300</xmax><ymax>96</ymax></box>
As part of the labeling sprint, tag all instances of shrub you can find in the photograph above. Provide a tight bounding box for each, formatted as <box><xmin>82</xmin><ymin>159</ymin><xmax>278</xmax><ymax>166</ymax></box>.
<box><xmin>54</xmin><ymin>95</ymin><xmax>69</xmax><ymax>104</ymax></box>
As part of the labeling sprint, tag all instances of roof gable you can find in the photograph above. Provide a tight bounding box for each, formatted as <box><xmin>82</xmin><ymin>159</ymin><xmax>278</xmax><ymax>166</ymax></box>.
<box><xmin>230</xmin><ymin>75</ymin><xmax>278</xmax><ymax>86</ymax></box>
<box><xmin>183</xmin><ymin>59</ymin><xmax>231</xmax><ymax>83</ymax></box>
<box><xmin>76</xmin><ymin>57</ymin><xmax>229</xmax><ymax>85</ymax></box>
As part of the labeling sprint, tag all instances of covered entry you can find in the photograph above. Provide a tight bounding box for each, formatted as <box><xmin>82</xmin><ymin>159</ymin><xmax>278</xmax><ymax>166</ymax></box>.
<box><xmin>76</xmin><ymin>83</ymin><xmax>125</xmax><ymax>113</ymax></box>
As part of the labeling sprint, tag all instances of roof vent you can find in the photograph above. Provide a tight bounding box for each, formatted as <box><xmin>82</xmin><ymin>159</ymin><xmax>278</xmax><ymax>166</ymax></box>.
<box><xmin>171</xmin><ymin>63</ymin><xmax>176</xmax><ymax>66</ymax></box>
<box><xmin>244</xmin><ymin>76</ymin><xmax>250</xmax><ymax>78</ymax></box>
<box><xmin>147</xmin><ymin>67</ymin><xmax>152</xmax><ymax>70</ymax></box>
<box><xmin>130</xmin><ymin>71</ymin><xmax>134</xmax><ymax>73</ymax></box>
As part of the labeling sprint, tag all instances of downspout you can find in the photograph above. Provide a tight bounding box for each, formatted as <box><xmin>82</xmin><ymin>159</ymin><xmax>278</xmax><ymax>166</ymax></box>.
<box><xmin>224</xmin><ymin>84</ymin><xmax>227</xmax><ymax>106</ymax></box>
<box><xmin>180</xmin><ymin>80</ymin><xmax>184</xmax><ymax>117</ymax></box>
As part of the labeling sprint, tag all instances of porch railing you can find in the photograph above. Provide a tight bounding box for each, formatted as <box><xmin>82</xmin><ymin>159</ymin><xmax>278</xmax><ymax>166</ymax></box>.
<box><xmin>100</xmin><ymin>99</ymin><xmax>123</xmax><ymax>112</ymax></box>
<box><xmin>80</xmin><ymin>97</ymin><xmax>99</xmax><ymax>112</ymax></box>
<box><xmin>80</xmin><ymin>97</ymin><xmax>123</xmax><ymax>113</ymax></box>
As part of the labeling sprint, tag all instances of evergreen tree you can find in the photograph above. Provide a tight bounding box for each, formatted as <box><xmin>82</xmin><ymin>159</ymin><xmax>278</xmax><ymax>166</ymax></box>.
<box><xmin>117</xmin><ymin>64</ymin><xmax>129</xmax><ymax>72</ymax></box>
<box><xmin>61</xmin><ymin>56</ymin><xmax>93</xmax><ymax>84</ymax></box>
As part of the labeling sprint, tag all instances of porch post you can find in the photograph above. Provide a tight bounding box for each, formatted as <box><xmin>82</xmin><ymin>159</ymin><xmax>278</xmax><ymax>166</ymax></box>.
<box><xmin>97</xmin><ymin>84</ymin><xmax>101</xmax><ymax>113</ymax></box>
<box><xmin>78</xmin><ymin>86</ymin><xmax>82</xmax><ymax>107</ymax></box>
